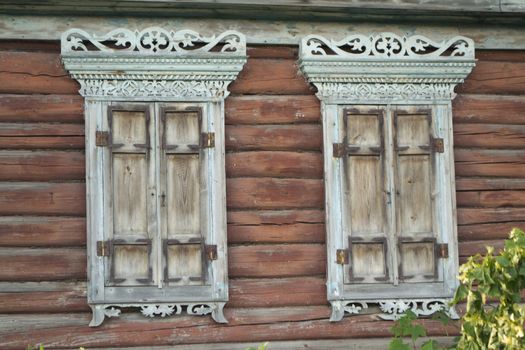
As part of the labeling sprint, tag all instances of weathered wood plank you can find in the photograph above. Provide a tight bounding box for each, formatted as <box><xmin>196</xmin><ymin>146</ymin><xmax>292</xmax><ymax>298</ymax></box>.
<box><xmin>458</xmin><ymin>222</ymin><xmax>525</xmax><ymax>242</ymax></box>
<box><xmin>457</xmin><ymin>208</ymin><xmax>525</xmax><ymax>225</ymax></box>
<box><xmin>226</xmin><ymin>125</ymin><xmax>322</xmax><ymax>151</ymax></box>
<box><xmin>0</xmin><ymin>183</ymin><xmax>86</xmax><ymax>216</ymax></box>
<box><xmin>0</xmin><ymin>248</ymin><xmax>86</xmax><ymax>281</ymax></box>
<box><xmin>0</xmin><ymin>151</ymin><xmax>85</xmax><ymax>181</ymax></box>
<box><xmin>226</xmin><ymin>178</ymin><xmax>324</xmax><ymax>209</ymax></box>
<box><xmin>457</xmin><ymin>61</ymin><xmax>525</xmax><ymax>95</ymax></box>
<box><xmin>453</xmin><ymin>94</ymin><xmax>525</xmax><ymax>125</ymax></box>
<box><xmin>456</xmin><ymin>178</ymin><xmax>525</xmax><ymax>191</ymax></box>
<box><xmin>227</xmin><ymin>209</ymin><xmax>325</xmax><ymax>225</ymax></box>
<box><xmin>456</xmin><ymin>190</ymin><xmax>525</xmax><ymax>208</ymax></box>
<box><xmin>0</xmin><ymin>312</ymin><xmax>455</xmax><ymax>349</ymax></box>
<box><xmin>474</xmin><ymin>50</ymin><xmax>525</xmax><ymax>62</ymax></box>
<box><xmin>225</xmin><ymin>95</ymin><xmax>320</xmax><ymax>125</ymax></box>
<box><xmin>0</xmin><ymin>135</ymin><xmax>84</xmax><ymax>149</ymax></box>
<box><xmin>0</xmin><ymin>123</ymin><xmax>84</xmax><ymax>149</ymax></box>
<box><xmin>453</xmin><ymin>123</ymin><xmax>525</xmax><ymax>149</ymax></box>
<box><xmin>0</xmin><ymin>123</ymin><xmax>84</xmax><ymax>137</ymax></box>
<box><xmin>0</xmin><ymin>216</ymin><xmax>85</xmax><ymax>247</ymax></box>
<box><xmin>459</xmin><ymin>240</ymin><xmax>505</xmax><ymax>257</ymax></box>
<box><xmin>229</xmin><ymin>244</ymin><xmax>326</xmax><ymax>278</ymax></box>
<box><xmin>229</xmin><ymin>58</ymin><xmax>312</xmax><ymax>95</ymax></box>
<box><xmin>0</xmin><ymin>289</ymin><xmax>88</xmax><ymax>313</ymax></box>
<box><xmin>228</xmin><ymin>223</ymin><xmax>325</xmax><ymax>244</ymax></box>
<box><xmin>247</xmin><ymin>46</ymin><xmax>297</xmax><ymax>59</ymax></box>
<box><xmin>226</xmin><ymin>151</ymin><xmax>323</xmax><ymax>178</ymax></box>
<box><xmin>0</xmin><ymin>94</ymin><xmax>83</xmax><ymax>123</ymax></box>
<box><xmin>0</xmin><ymin>40</ymin><xmax>60</xmax><ymax>52</ymax></box>
<box><xmin>454</xmin><ymin>149</ymin><xmax>525</xmax><ymax>178</ymax></box>
<box><xmin>229</xmin><ymin>276</ymin><xmax>325</xmax><ymax>307</ymax></box>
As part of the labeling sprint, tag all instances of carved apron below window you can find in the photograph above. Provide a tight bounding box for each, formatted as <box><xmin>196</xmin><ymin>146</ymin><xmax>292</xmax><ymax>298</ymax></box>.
<box><xmin>61</xmin><ymin>27</ymin><xmax>247</xmax><ymax>326</ymax></box>
<box><xmin>298</xmin><ymin>32</ymin><xmax>476</xmax><ymax>321</ymax></box>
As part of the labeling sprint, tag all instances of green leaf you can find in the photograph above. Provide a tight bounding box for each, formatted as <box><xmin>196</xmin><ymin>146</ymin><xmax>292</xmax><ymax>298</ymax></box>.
<box><xmin>421</xmin><ymin>340</ymin><xmax>440</xmax><ymax>350</ymax></box>
<box><xmin>410</xmin><ymin>324</ymin><xmax>427</xmax><ymax>341</ymax></box>
<box><xmin>388</xmin><ymin>338</ymin><xmax>410</xmax><ymax>350</ymax></box>
<box><xmin>432</xmin><ymin>310</ymin><xmax>451</xmax><ymax>326</ymax></box>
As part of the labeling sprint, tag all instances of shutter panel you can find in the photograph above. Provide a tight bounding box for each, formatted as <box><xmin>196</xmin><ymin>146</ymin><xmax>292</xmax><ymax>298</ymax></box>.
<box><xmin>107</xmin><ymin>106</ymin><xmax>155</xmax><ymax>286</ymax></box>
<box><xmin>393</xmin><ymin>108</ymin><xmax>438</xmax><ymax>282</ymax></box>
<box><xmin>342</xmin><ymin>107</ymin><xmax>390</xmax><ymax>284</ymax></box>
<box><xmin>161</xmin><ymin>108</ymin><xmax>205</xmax><ymax>286</ymax></box>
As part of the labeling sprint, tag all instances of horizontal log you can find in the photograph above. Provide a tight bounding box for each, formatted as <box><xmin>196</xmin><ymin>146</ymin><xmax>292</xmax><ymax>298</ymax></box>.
<box><xmin>228</xmin><ymin>223</ymin><xmax>325</xmax><ymax>244</ymax></box>
<box><xmin>453</xmin><ymin>123</ymin><xmax>525</xmax><ymax>149</ymax></box>
<box><xmin>0</xmin><ymin>40</ymin><xmax>60</xmax><ymax>52</ymax></box>
<box><xmin>225</xmin><ymin>95</ymin><xmax>320</xmax><ymax>125</ymax></box>
<box><xmin>226</xmin><ymin>178</ymin><xmax>324</xmax><ymax>209</ymax></box>
<box><xmin>0</xmin><ymin>289</ymin><xmax>88</xmax><ymax>313</ymax></box>
<box><xmin>0</xmin><ymin>136</ymin><xmax>84</xmax><ymax>149</ymax></box>
<box><xmin>0</xmin><ymin>216</ymin><xmax>85</xmax><ymax>247</ymax></box>
<box><xmin>0</xmin><ymin>248</ymin><xmax>86</xmax><ymax>281</ymax></box>
<box><xmin>229</xmin><ymin>276</ymin><xmax>325</xmax><ymax>308</ymax></box>
<box><xmin>457</xmin><ymin>60</ymin><xmax>525</xmax><ymax>95</ymax></box>
<box><xmin>225</xmin><ymin>125</ymin><xmax>322</xmax><ymax>151</ymax></box>
<box><xmin>452</xmin><ymin>94</ymin><xmax>525</xmax><ymax>125</ymax></box>
<box><xmin>457</xmin><ymin>207</ymin><xmax>525</xmax><ymax>225</ymax></box>
<box><xmin>0</xmin><ymin>312</ymin><xmax>455</xmax><ymax>349</ymax></box>
<box><xmin>0</xmin><ymin>94</ymin><xmax>83</xmax><ymax>123</ymax></box>
<box><xmin>226</xmin><ymin>151</ymin><xmax>322</xmax><ymax>178</ymax></box>
<box><xmin>229</xmin><ymin>58</ymin><xmax>312</xmax><ymax>95</ymax></box>
<box><xmin>458</xmin><ymin>222</ymin><xmax>525</xmax><ymax>242</ymax></box>
<box><xmin>455</xmin><ymin>178</ymin><xmax>525</xmax><ymax>191</ymax></box>
<box><xmin>454</xmin><ymin>149</ymin><xmax>525</xmax><ymax>178</ymax></box>
<box><xmin>0</xmin><ymin>182</ymin><xmax>86</xmax><ymax>216</ymax></box>
<box><xmin>227</xmin><ymin>209</ymin><xmax>325</xmax><ymax>225</ymax></box>
<box><xmin>229</xmin><ymin>244</ymin><xmax>326</xmax><ymax>278</ymax></box>
<box><xmin>474</xmin><ymin>50</ymin><xmax>525</xmax><ymax>62</ymax></box>
<box><xmin>246</xmin><ymin>46</ymin><xmax>297</xmax><ymax>59</ymax></box>
<box><xmin>0</xmin><ymin>123</ymin><xmax>84</xmax><ymax>136</ymax></box>
<box><xmin>0</xmin><ymin>151</ymin><xmax>85</xmax><ymax>181</ymax></box>
<box><xmin>459</xmin><ymin>240</ymin><xmax>505</xmax><ymax>257</ymax></box>
<box><xmin>456</xmin><ymin>190</ymin><xmax>525</xmax><ymax>208</ymax></box>
<box><xmin>0</xmin><ymin>123</ymin><xmax>84</xmax><ymax>149</ymax></box>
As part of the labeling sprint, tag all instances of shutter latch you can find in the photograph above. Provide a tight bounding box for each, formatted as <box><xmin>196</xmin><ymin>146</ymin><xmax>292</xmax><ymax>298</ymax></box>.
<box><xmin>205</xmin><ymin>245</ymin><xmax>218</xmax><ymax>260</ymax></box>
<box><xmin>336</xmin><ymin>249</ymin><xmax>349</xmax><ymax>265</ymax></box>
<box><xmin>437</xmin><ymin>243</ymin><xmax>449</xmax><ymax>258</ymax></box>
<box><xmin>96</xmin><ymin>241</ymin><xmax>111</xmax><ymax>257</ymax></box>
<box><xmin>432</xmin><ymin>137</ymin><xmax>444</xmax><ymax>153</ymax></box>
<box><xmin>95</xmin><ymin>131</ymin><xmax>110</xmax><ymax>147</ymax></box>
<box><xmin>201</xmin><ymin>132</ymin><xmax>215</xmax><ymax>148</ymax></box>
<box><xmin>333</xmin><ymin>143</ymin><xmax>346</xmax><ymax>158</ymax></box>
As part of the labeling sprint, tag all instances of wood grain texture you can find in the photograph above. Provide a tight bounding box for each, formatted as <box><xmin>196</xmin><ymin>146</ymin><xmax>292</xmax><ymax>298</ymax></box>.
<box><xmin>453</xmin><ymin>94</ymin><xmax>525</xmax><ymax>125</ymax></box>
<box><xmin>229</xmin><ymin>58</ymin><xmax>312</xmax><ymax>95</ymax></box>
<box><xmin>226</xmin><ymin>151</ymin><xmax>323</xmax><ymax>178</ymax></box>
<box><xmin>453</xmin><ymin>123</ymin><xmax>525</xmax><ymax>149</ymax></box>
<box><xmin>228</xmin><ymin>222</ymin><xmax>325</xmax><ymax>244</ymax></box>
<box><xmin>0</xmin><ymin>183</ymin><xmax>85</xmax><ymax>216</ymax></box>
<box><xmin>0</xmin><ymin>94</ymin><xmax>83</xmax><ymax>123</ymax></box>
<box><xmin>457</xmin><ymin>208</ymin><xmax>525</xmax><ymax>225</ymax></box>
<box><xmin>227</xmin><ymin>209</ymin><xmax>325</xmax><ymax>225</ymax></box>
<box><xmin>226</xmin><ymin>125</ymin><xmax>322</xmax><ymax>151</ymax></box>
<box><xmin>454</xmin><ymin>149</ymin><xmax>525</xmax><ymax>178</ymax></box>
<box><xmin>457</xmin><ymin>60</ymin><xmax>525</xmax><ymax>95</ymax></box>
<box><xmin>226</xmin><ymin>178</ymin><xmax>324</xmax><ymax>209</ymax></box>
<box><xmin>456</xmin><ymin>178</ymin><xmax>525</xmax><ymax>191</ymax></box>
<box><xmin>458</xmin><ymin>222</ymin><xmax>525</xmax><ymax>241</ymax></box>
<box><xmin>0</xmin><ymin>216</ymin><xmax>85</xmax><ymax>247</ymax></box>
<box><xmin>0</xmin><ymin>151</ymin><xmax>84</xmax><ymax>181</ymax></box>
<box><xmin>456</xmin><ymin>190</ymin><xmax>525</xmax><ymax>208</ymax></box>
<box><xmin>225</xmin><ymin>95</ymin><xmax>320</xmax><ymax>125</ymax></box>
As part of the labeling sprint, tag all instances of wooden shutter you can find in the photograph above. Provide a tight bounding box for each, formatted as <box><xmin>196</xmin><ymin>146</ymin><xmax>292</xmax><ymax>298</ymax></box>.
<box><xmin>341</xmin><ymin>107</ymin><xmax>390</xmax><ymax>284</ymax></box>
<box><xmin>160</xmin><ymin>107</ymin><xmax>206</xmax><ymax>286</ymax></box>
<box><xmin>106</xmin><ymin>105</ymin><xmax>156</xmax><ymax>286</ymax></box>
<box><xmin>393</xmin><ymin>107</ymin><xmax>439</xmax><ymax>283</ymax></box>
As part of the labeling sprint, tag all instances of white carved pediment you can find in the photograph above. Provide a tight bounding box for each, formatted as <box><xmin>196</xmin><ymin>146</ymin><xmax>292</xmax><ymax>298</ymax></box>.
<box><xmin>61</xmin><ymin>27</ymin><xmax>247</xmax><ymax>99</ymax></box>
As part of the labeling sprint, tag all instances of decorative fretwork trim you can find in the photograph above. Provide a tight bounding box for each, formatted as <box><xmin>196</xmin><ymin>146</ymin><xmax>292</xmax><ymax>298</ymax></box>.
<box><xmin>89</xmin><ymin>302</ymin><xmax>227</xmax><ymax>327</ymax></box>
<box><xmin>329</xmin><ymin>299</ymin><xmax>459</xmax><ymax>322</ymax></box>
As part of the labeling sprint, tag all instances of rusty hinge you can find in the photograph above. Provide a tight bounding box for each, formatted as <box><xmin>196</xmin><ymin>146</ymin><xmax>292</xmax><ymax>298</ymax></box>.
<box><xmin>336</xmin><ymin>249</ymin><xmax>349</xmax><ymax>265</ymax></box>
<box><xmin>432</xmin><ymin>137</ymin><xmax>444</xmax><ymax>153</ymax></box>
<box><xmin>95</xmin><ymin>131</ymin><xmax>110</xmax><ymax>147</ymax></box>
<box><xmin>333</xmin><ymin>143</ymin><xmax>346</xmax><ymax>158</ymax></box>
<box><xmin>201</xmin><ymin>132</ymin><xmax>215</xmax><ymax>148</ymax></box>
<box><xmin>437</xmin><ymin>243</ymin><xmax>449</xmax><ymax>258</ymax></box>
<box><xmin>205</xmin><ymin>244</ymin><xmax>218</xmax><ymax>260</ymax></box>
<box><xmin>96</xmin><ymin>241</ymin><xmax>110</xmax><ymax>257</ymax></box>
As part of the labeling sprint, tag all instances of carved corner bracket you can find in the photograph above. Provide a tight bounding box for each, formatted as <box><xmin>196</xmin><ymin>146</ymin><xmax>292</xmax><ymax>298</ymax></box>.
<box><xmin>298</xmin><ymin>32</ymin><xmax>476</xmax><ymax>102</ymax></box>
<box><xmin>329</xmin><ymin>299</ymin><xmax>459</xmax><ymax>322</ymax></box>
<box><xmin>61</xmin><ymin>27</ymin><xmax>247</xmax><ymax>100</ymax></box>
<box><xmin>89</xmin><ymin>302</ymin><xmax>228</xmax><ymax>327</ymax></box>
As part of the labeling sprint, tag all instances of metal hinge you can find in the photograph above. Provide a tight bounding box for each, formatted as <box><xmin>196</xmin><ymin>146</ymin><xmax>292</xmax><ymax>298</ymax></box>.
<box><xmin>336</xmin><ymin>249</ymin><xmax>349</xmax><ymax>265</ymax></box>
<box><xmin>333</xmin><ymin>143</ymin><xmax>346</xmax><ymax>158</ymax></box>
<box><xmin>201</xmin><ymin>132</ymin><xmax>215</xmax><ymax>148</ymax></box>
<box><xmin>96</xmin><ymin>241</ymin><xmax>110</xmax><ymax>257</ymax></box>
<box><xmin>95</xmin><ymin>131</ymin><xmax>110</xmax><ymax>147</ymax></box>
<box><xmin>432</xmin><ymin>137</ymin><xmax>444</xmax><ymax>153</ymax></box>
<box><xmin>437</xmin><ymin>243</ymin><xmax>449</xmax><ymax>258</ymax></box>
<box><xmin>206</xmin><ymin>244</ymin><xmax>218</xmax><ymax>260</ymax></box>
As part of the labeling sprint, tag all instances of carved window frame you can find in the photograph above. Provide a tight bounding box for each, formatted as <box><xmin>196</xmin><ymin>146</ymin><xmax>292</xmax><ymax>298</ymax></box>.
<box><xmin>298</xmin><ymin>33</ymin><xmax>476</xmax><ymax>321</ymax></box>
<box><xmin>61</xmin><ymin>27</ymin><xmax>247</xmax><ymax>326</ymax></box>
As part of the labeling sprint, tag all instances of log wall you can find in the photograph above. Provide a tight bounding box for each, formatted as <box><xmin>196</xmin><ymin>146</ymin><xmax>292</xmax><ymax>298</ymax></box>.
<box><xmin>0</xmin><ymin>42</ymin><xmax>523</xmax><ymax>349</ymax></box>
